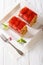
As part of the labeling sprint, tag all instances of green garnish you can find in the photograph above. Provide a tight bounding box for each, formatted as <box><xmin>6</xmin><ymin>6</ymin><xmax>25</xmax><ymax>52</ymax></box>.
<box><xmin>2</xmin><ymin>23</ymin><xmax>9</xmax><ymax>30</ymax></box>
<box><xmin>17</xmin><ymin>38</ymin><xmax>26</xmax><ymax>43</ymax></box>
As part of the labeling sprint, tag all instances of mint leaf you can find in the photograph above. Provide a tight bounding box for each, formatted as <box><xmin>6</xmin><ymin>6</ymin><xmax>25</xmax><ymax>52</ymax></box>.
<box><xmin>17</xmin><ymin>38</ymin><xmax>26</xmax><ymax>43</ymax></box>
<box><xmin>2</xmin><ymin>23</ymin><xmax>9</xmax><ymax>30</ymax></box>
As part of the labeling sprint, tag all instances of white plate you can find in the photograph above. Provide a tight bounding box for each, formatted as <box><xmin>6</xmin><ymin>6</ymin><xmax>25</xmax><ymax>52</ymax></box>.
<box><xmin>0</xmin><ymin>3</ymin><xmax>42</xmax><ymax>53</ymax></box>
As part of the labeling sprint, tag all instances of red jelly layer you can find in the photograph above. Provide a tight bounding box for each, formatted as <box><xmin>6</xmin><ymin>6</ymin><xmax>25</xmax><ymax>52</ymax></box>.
<box><xmin>19</xmin><ymin>7</ymin><xmax>28</xmax><ymax>15</ymax></box>
<box><xmin>19</xmin><ymin>7</ymin><xmax>37</xmax><ymax>24</ymax></box>
<box><xmin>9</xmin><ymin>16</ymin><xmax>26</xmax><ymax>33</ymax></box>
<box><xmin>17</xmin><ymin>21</ymin><xmax>26</xmax><ymax>32</ymax></box>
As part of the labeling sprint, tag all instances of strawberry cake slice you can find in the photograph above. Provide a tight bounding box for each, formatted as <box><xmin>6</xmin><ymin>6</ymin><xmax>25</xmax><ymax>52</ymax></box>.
<box><xmin>9</xmin><ymin>16</ymin><xmax>27</xmax><ymax>35</ymax></box>
<box><xmin>19</xmin><ymin>7</ymin><xmax>37</xmax><ymax>26</ymax></box>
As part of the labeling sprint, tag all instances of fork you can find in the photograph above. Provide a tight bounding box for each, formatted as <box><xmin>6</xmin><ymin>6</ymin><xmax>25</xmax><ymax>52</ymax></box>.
<box><xmin>0</xmin><ymin>34</ymin><xmax>24</xmax><ymax>56</ymax></box>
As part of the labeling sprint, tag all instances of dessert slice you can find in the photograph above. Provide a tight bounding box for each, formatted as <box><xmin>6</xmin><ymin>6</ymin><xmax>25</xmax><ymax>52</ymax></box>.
<box><xmin>19</xmin><ymin>7</ymin><xmax>37</xmax><ymax>26</ymax></box>
<box><xmin>9</xmin><ymin>16</ymin><xmax>27</xmax><ymax>35</ymax></box>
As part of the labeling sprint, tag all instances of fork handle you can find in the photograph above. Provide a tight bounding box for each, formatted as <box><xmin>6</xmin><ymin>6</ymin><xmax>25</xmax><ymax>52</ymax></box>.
<box><xmin>7</xmin><ymin>41</ymin><xmax>24</xmax><ymax>56</ymax></box>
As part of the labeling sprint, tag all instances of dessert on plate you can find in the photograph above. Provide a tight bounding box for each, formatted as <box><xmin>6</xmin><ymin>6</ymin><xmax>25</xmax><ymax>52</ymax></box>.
<box><xmin>9</xmin><ymin>16</ymin><xmax>27</xmax><ymax>35</ymax></box>
<box><xmin>19</xmin><ymin>7</ymin><xmax>37</xmax><ymax>26</ymax></box>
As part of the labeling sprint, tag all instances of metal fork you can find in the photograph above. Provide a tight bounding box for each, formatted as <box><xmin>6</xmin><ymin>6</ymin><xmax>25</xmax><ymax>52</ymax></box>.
<box><xmin>0</xmin><ymin>34</ymin><xmax>24</xmax><ymax>56</ymax></box>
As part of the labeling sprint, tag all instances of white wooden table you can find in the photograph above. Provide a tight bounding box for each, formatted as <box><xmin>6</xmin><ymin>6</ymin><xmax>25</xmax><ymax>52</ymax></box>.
<box><xmin>0</xmin><ymin>0</ymin><xmax>43</xmax><ymax>65</ymax></box>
